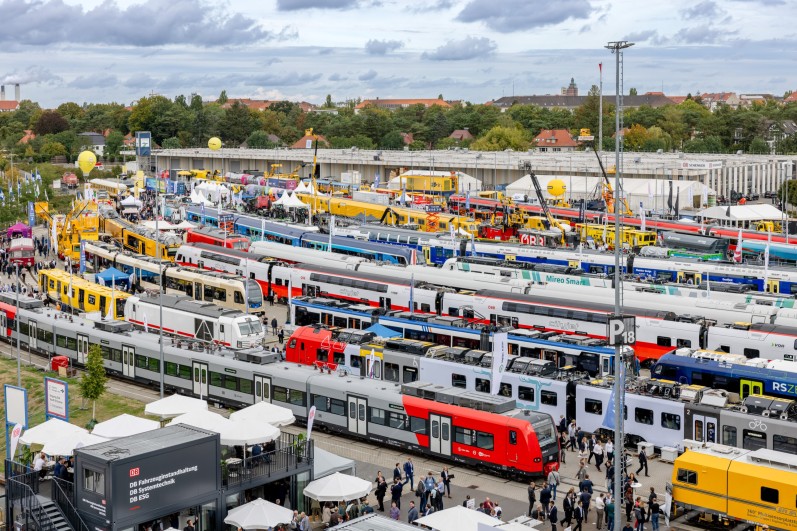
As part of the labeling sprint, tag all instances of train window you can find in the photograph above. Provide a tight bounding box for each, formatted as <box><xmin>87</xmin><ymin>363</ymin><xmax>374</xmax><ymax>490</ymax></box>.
<box><xmin>210</xmin><ymin>372</ymin><xmax>222</xmax><ymax>387</ymax></box>
<box><xmin>388</xmin><ymin>412</ymin><xmax>407</xmax><ymax>430</ymax></box>
<box><xmin>743</xmin><ymin>430</ymin><xmax>767</xmax><ymax>451</ymax></box>
<box><xmin>147</xmin><ymin>358</ymin><xmax>160</xmax><ymax>373</ymax></box>
<box><xmin>403</xmin><ymin>367</ymin><xmax>418</xmax><ymax>383</ymax></box>
<box><xmin>676</xmin><ymin>339</ymin><xmax>691</xmax><ymax>348</ymax></box>
<box><xmin>676</xmin><ymin>469</ymin><xmax>697</xmax><ymax>485</ymax></box>
<box><xmin>288</xmin><ymin>390</ymin><xmax>306</xmax><ymax>406</ymax></box>
<box><xmin>333</xmin><ymin>352</ymin><xmax>346</xmax><ymax>365</ymax></box>
<box><xmin>722</xmin><ymin>426</ymin><xmax>737</xmax><ymax>446</ymax></box>
<box><xmin>410</xmin><ymin>417</ymin><xmax>427</xmax><ymax>435</ymax></box>
<box><xmin>585</xmin><ymin>398</ymin><xmax>603</xmax><ymax>415</ymax></box>
<box><xmin>475</xmin><ymin>378</ymin><xmax>490</xmax><ymax>393</ymax></box>
<box><xmin>656</xmin><ymin>336</ymin><xmax>672</xmax><ymax>347</ymax></box>
<box><xmin>519</xmin><ymin>386</ymin><xmax>535</xmax><ymax>402</ymax></box>
<box><xmin>369</xmin><ymin>407</ymin><xmax>386</xmax><ymax>425</ymax></box>
<box><xmin>541</xmin><ymin>391</ymin><xmax>558</xmax><ymax>406</ymax></box>
<box><xmin>499</xmin><ymin>383</ymin><xmax>512</xmax><ymax>398</ymax></box>
<box><xmin>743</xmin><ymin>348</ymin><xmax>760</xmax><ymax>359</ymax></box>
<box><xmin>773</xmin><ymin>434</ymin><xmax>797</xmax><ymax>455</ymax></box>
<box><xmin>350</xmin><ymin>357</ymin><xmax>361</xmax><ymax>369</ymax></box>
<box><xmin>476</xmin><ymin>432</ymin><xmax>494</xmax><ymax>451</ymax></box>
<box><xmin>509</xmin><ymin>430</ymin><xmax>517</xmax><ymax>445</ymax></box>
<box><xmin>431</xmin><ymin>420</ymin><xmax>439</xmax><ymax>438</ymax></box>
<box><xmin>452</xmin><ymin>374</ymin><xmax>466</xmax><ymax>388</ymax></box>
<box><xmin>448</xmin><ymin>307</ymin><xmax>459</xmax><ymax>317</ymax></box>
<box><xmin>761</xmin><ymin>487</ymin><xmax>779</xmax><ymax>505</ymax></box>
<box><xmin>385</xmin><ymin>363</ymin><xmax>400</xmax><ymax>382</ymax></box>
<box><xmin>273</xmin><ymin>386</ymin><xmax>289</xmax><ymax>403</ymax></box>
<box><xmin>234</xmin><ymin>292</ymin><xmax>244</xmax><ymax>304</ymax></box>
<box><xmin>165</xmin><ymin>362</ymin><xmax>179</xmax><ymax>377</ymax></box>
<box><xmin>88</xmin><ymin>295</ymin><xmax>96</xmax><ymax>305</ymax></box>
<box><xmin>288</xmin><ymin>339</ymin><xmax>297</xmax><ymax>349</ymax></box>
<box><xmin>224</xmin><ymin>377</ymin><xmax>238</xmax><ymax>391</ymax></box>
<box><xmin>661</xmin><ymin>413</ymin><xmax>681</xmax><ymax>430</ymax></box>
<box><xmin>634</xmin><ymin>408</ymin><xmax>654</xmax><ymax>425</ymax></box>
<box><xmin>135</xmin><ymin>355</ymin><xmax>147</xmax><ymax>369</ymax></box>
<box><xmin>454</xmin><ymin>427</ymin><xmax>474</xmax><ymax>446</ymax></box>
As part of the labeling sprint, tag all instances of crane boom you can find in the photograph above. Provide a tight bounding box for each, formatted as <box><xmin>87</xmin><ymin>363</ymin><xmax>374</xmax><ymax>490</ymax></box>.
<box><xmin>590</xmin><ymin>141</ymin><xmax>632</xmax><ymax>215</ymax></box>
<box><xmin>519</xmin><ymin>161</ymin><xmax>567</xmax><ymax>245</ymax></box>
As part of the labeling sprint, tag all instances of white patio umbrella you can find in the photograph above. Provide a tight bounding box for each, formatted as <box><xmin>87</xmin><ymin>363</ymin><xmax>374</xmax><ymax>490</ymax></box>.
<box><xmin>144</xmin><ymin>394</ymin><xmax>208</xmax><ymax>419</ymax></box>
<box><xmin>169</xmin><ymin>411</ymin><xmax>280</xmax><ymax>445</ymax></box>
<box><xmin>42</xmin><ymin>432</ymin><xmax>107</xmax><ymax>456</ymax></box>
<box><xmin>175</xmin><ymin>220</ymin><xmax>196</xmax><ymax>230</ymax></box>
<box><xmin>303</xmin><ymin>472</ymin><xmax>372</xmax><ymax>502</ymax></box>
<box><xmin>229</xmin><ymin>402</ymin><xmax>296</xmax><ymax>427</ymax></box>
<box><xmin>19</xmin><ymin>418</ymin><xmax>87</xmax><ymax>446</ymax></box>
<box><xmin>415</xmin><ymin>506</ymin><xmax>501</xmax><ymax>531</ymax></box>
<box><xmin>91</xmin><ymin>414</ymin><xmax>159</xmax><ymax>439</ymax></box>
<box><xmin>224</xmin><ymin>498</ymin><xmax>294</xmax><ymax>529</ymax></box>
<box><xmin>167</xmin><ymin>410</ymin><xmax>232</xmax><ymax>432</ymax></box>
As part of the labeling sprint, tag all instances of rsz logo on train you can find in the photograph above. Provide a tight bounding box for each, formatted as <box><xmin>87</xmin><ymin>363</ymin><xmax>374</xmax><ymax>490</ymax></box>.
<box><xmin>772</xmin><ymin>382</ymin><xmax>797</xmax><ymax>395</ymax></box>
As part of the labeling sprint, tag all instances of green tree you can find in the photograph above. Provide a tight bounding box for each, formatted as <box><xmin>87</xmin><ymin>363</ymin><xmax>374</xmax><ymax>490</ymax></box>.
<box><xmin>80</xmin><ymin>344</ymin><xmax>107</xmax><ymax>422</ymax></box>
<box><xmin>218</xmin><ymin>90</ymin><xmax>228</xmax><ymax>105</ymax></box>
<box><xmin>471</xmin><ymin>125</ymin><xmax>529</xmax><ymax>151</ymax></box>
<box><xmin>380</xmin><ymin>130</ymin><xmax>405</xmax><ymax>149</ymax></box>
<box><xmin>34</xmin><ymin>110</ymin><xmax>70</xmax><ymax>135</ymax></box>
<box><xmin>623</xmin><ymin>124</ymin><xmax>651</xmax><ymax>151</ymax></box>
<box><xmin>105</xmin><ymin>130</ymin><xmax>125</xmax><ymax>157</ymax></box>
<box><xmin>220</xmin><ymin>101</ymin><xmax>257</xmax><ymax>145</ymax></box>
<box><xmin>748</xmin><ymin>137</ymin><xmax>769</xmax><ymax>154</ymax></box>
<box><xmin>162</xmin><ymin>137</ymin><xmax>181</xmax><ymax>149</ymax></box>
<box><xmin>323</xmin><ymin>94</ymin><xmax>334</xmax><ymax>109</ymax></box>
<box><xmin>328</xmin><ymin>134</ymin><xmax>376</xmax><ymax>149</ymax></box>
<box><xmin>245</xmin><ymin>130</ymin><xmax>277</xmax><ymax>149</ymax></box>
<box><xmin>629</xmin><ymin>87</ymin><xmax>638</xmax><ymax>96</ymax></box>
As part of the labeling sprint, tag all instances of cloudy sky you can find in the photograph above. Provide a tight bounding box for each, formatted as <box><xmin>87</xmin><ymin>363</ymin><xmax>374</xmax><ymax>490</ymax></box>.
<box><xmin>3</xmin><ymin>0</ymin><xmax>797</xmax><ymax>108</ymax></box>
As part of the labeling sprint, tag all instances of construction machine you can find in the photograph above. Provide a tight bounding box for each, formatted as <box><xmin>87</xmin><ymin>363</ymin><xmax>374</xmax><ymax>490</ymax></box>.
<box><xmin>580</xmin><ymin>128</ymin><xmax>633</xmax><ymax>216</ymax></box>
<box><xmin>518</xmin><ymin>161</ymin><xmax>570</xmax><ymax>246</ymax></box>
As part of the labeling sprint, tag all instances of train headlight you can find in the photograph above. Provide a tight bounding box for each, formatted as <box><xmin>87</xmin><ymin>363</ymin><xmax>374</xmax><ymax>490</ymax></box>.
<box><xmin>533</xmin><ymin>457</ymin><xmax>541</xmax><ymax>463</ymax></box>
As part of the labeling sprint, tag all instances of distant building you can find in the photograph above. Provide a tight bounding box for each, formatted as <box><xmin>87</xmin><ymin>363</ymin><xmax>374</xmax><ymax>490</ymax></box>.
<box><xmin>401</xmin><ymin>132</ymin><xmax>414</xmax><ymax>145</ymax></box>
<box><xmin>18</xmin><ymin>130</ymin><xmax>35</xmax><ymax>144</ymax></box>
<box><xmin>739</xmin><ymin>93</ymin><xmax>776</xmax><ymax>107</ymax></box>
<box><xmin>488</xmin><ymin>90</ymin><xmax>676</xmax><ymax>112</ymax></box>
<box><xmin>355</xmin><ymin>98</ymin><xmax>451</xmax><ymax>113</ymax></box>
<box><xmin>223</xmin><ymin>98</ymin><xmax>316</xmax><ymax>112</ymax></box>
<box><xmin>0</xmin><ymin>100</ymin><xmax>19</xmax><ymax>112</ymax></box>
<box><xmin>534</xmin><ymin>129</ymin><xmax>578</xmax><ymax>152</ymax></box>
<box><xmin>764</xmin><ymin>119</ymin><xmax>797</xmax><ymax>149</ymax></box>
<box><xmin>290</xmin><ymin>133</ymin><xmax>329</xmax><ymax>149</ymax></box>
<box><xmin>699</xmin><ymin>92</ymin><xmax>741</xmax><ymax>111</ymax></box>
<box><xmin>561</xmin><ymin>78</ymin><xmax>578</xmax><ymax>97</ymax></box>
<box><xmin>784</xmin><ymin>91</ymin><xmax>797</xmax><ymax>104</ymax></box>
<box><xmin>449</xmin><ymin>129</ymin><xmax>474</xmax><ymax>141</ymax></box>
<box><xmin>78</xmin><ymin>131</ymin><xmax>106</xmax><ymax>156</ymax></box>
<box><xmin>669</xmin><ymin>96</ymin><xmax>689</xmax><ymax>105</ymax></box>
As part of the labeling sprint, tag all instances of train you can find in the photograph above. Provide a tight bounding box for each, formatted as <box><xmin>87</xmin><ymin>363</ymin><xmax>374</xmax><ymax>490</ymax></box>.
<box><xmin>671</xmin><ymin>446</ymin><xmax>797</xmax><ymax>530</ymax></box>
<box><xmin>3</xmin><ymin>302</ymin><xmax>560</xmax><ymax>478</ymax></box>
<box><xmin>286</xmin><ymin>322</ymin><xmax>797</xmax><ymax>454</ymax></box>
<box><xmin>186</xmin><ymin>227</ymin><xmax>251</xmax><ymax>251</ymax></box>
<box><xmin>123</xmin><ymin>294</ymin><xmax>265</xmax><ymax>348</ymax></box>
<box><xmin>89</xmin><ymin>178</ymin><xmax>129</xmax><ymax>199</ymax></box>
<box><xmin>39</xmin><ymin>269</ymin><xmax>130</xmax><ymax>319</ymax></box>
<box><xmin>651</xmin><ymin>348</ymin><xmax>797</xmax><ymax>399</ymax></box>
<box><xmin>85</xmin><ymin>242</ymin><xmax>264</xmax><ymax>314</ymax></box>
<box><xmin>8</xmin><ymin>237</ymin><xmax>35</xmax><ymax>267</ymax></box>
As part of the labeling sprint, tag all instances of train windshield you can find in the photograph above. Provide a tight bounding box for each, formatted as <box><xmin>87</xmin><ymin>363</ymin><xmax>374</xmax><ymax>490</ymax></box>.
<box><xmin>531</xmin><ymin>418</ymin><xmax>557</xmax><ymax>446</ymax></box>
<box><xmin>238</xmin><ymin>319</ymin><xmax>263</xmax><ymax>336</ymax></box>
<box><xmin>233</xmin><ymin>240</ymin><xmax>249</xmax><ymax>250</ymax></box>
<box><xmin>247</xmin><ymin>280</ymin><xmax>263</xmax><ymax>303</ymax></box>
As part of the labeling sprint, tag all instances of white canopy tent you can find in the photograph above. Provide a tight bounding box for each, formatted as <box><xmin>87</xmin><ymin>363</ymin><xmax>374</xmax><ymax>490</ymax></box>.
<box><xmin>168</xmin><ymin>410</ymin><xmax>280</xmax><ymax>445</ymax></box>
<box><xmin>415</xmin><ymin>506</ymin><xmax>501</xmax><ymax>531</ymax></box>
<box><xmin>190</xmin><ymin>191</ymin><xmax>215</xmax><ymax>206</ymax></box>
<box><xmin>313</xmin><ymin>448</ymin><xmax>356</xmax><ymax>478</ymax></box>
<box><xmin>91</xmin><ymin>414</ymin><xmax>160</xmax><ymax>439</ymax></box>
<box><xmin>144</xmin><ymin>394</ymin><xmax>208</xmax><ymax>419</ymax></box>
<box><xmin>42</xmin><ymin>432</ymin><xmax>107</xmax><ymax>456</ymax></box>
<box><xmin>20</xmin><ymin>418</ymin><xmax>87</xmax><ymax>446</ymax></box>
<box><xmin>229</xmin><ymin>402</ymin><xmax>296</xmax><ymax>427</ymax></box>
<box><xmin>697</xmin><ymin>204</ymin><xmax>784</xmax><ymax>229</ymax></box>
<box><xmin>120</xmin><ymin>195</ymin><xmax>142</xmax><ymax>207</ymax></box>
<box><xmin>294</xmin><ymin>181</ymin><xmax>309</xmax><ymax>193</ymax></box>
<box><xmin>274</xmin><ymin>191</ymin><xmax>309</xmax><ymax>209</ymax></box>
<box><xmin>224</xmin><ymin>498</ymin><xmax>294</xmax><ymax>529</ymax></box>
<box><xmin>142</xmin><ymin>220</ymin><xmax>177</xmax><ymax>231</ymax></box>
<box><xmin>303</xmin><ymin>472</ymin><xmax>372</xmax><ymax>501</ymax></box>
<box><xmin>195</xmin><ymin>182</ymin><xmax>230</xmax><ymax>202</ymax></box>
<box><xmin>175</xmin><ymin>220</ymin><xmax>196</xmax><ymax>230</ymax></box>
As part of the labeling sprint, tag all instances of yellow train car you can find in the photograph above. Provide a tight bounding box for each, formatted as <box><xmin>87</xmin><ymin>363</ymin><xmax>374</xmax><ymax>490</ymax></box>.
<box><xmin>671</xmin><ymin>445</ymin><xmax>797</xmax><ymax>530</ymax></box>
<box><xmin>575</xmin><ymin>223</ymin><xmax>656</xmax><ymax>248</ymax></box>
<box><xmin>298</xmin><ymin>193</ymin><xmax>480</xmax><ymax>236</ymax></box>
<box><xmin>121</xmin><ymin>229</ymin><xmax>182</xmax><ymax>261</ymax></box>
<box><xmin>39</xmin><ymin>269</ymin><xmax>130</xmax><ymax>319</ymax></box>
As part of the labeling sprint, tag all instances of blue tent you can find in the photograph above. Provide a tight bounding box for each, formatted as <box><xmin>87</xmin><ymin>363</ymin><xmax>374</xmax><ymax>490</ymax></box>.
<box><xmin>95</xmin><ymin>267</ymin><xmax>131</xmax><ymax>288</ymax></box>
<box><xmin>363</xmin><ymin>323</ymin><xmax>401</xmax><ymax>338</ymax></box>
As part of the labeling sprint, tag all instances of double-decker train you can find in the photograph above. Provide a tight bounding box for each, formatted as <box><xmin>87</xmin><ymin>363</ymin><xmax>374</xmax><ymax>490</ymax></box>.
<box><xmin>2</xmin><ymin>301</ymin><xmax>559</xmax><ymax>478</ymax></box>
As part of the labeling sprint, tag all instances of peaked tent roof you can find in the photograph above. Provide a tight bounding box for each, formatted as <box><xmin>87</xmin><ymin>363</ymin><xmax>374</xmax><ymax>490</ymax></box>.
<box><xmin>363</xmin><ymin>323</ymin><xmax>401</xmax><ymax>338</ymax></box>
<box><xmin>96</xmin><ymin>267</ymin><xmax>130</xmax><ymax>285</ymax></box>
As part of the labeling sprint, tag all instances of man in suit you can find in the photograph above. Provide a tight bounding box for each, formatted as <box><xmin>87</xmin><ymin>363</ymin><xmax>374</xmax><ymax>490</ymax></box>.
<box><xmin>636</xmin><ymin>449</ymin><xmax>649</xmax><ymax>477</ymax></box>
<box><xmin>393</xmin><ymin>463</ymin><xmax>402</xmax><ymax>482</ymax></box>
<box><xmin>407</xmin><ymin>501</ymin><xmax>419</xmax><ymax>523</ymax></box>
<box><xmin>573</xmin><ymin>500</ymin><xmax>585</xmax><ymax>531</ymax></box>
<box><xmin>547</xmin><ymin>502</ymin><xmax>558</xmax><ymax>531</ymax></box>
<box><xmin>403</xmin><ymin>458</ymin><xmax>415</xmax><ymax>488</ymax></box>
<box><xmin>391</xmin><ymin>477</ymin><xmax>406</xmax><ymax>509</ymax></box>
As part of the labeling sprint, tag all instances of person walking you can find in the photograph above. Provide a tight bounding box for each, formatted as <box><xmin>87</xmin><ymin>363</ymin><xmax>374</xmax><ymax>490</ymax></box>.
<box><xmin>547</xmin><ymin>502</ymin><xmax>558</xmax><ymax>531</ymax></box>
<box><xmin>636</xmin><ymin>448</ymin><xmax>649</xmax><ymax>477</ymax></box>
<box><xmin>547</xmin><ymin>468</ymin><xmax>560</xmax><ymax>500</ymax></box>
<box><xmin>593</xmin><ymin>440</ymin><xmax>604</xmax><ymax>472</ymax></box>
<box><xmin>527</xmin><ymin>481</ymin><xmax>536</xmax><ymax>518</ymax></box>
<box><xmin>375</xmin><ymin>474</ymin><xmax>387</xmax><ymax>511</ymax></box>
<box><xmin>271</xmin><ymin>317</ymin><xmax>278</xmax><ymax>336</ymax></box>
<box><xmin>561</xmin><ymin>488</ymin><xmax>575</xmax><ymax>528</ymax></box>
<box><xmin>278</xmin><ymin>328</ymin><xmax>284</xmax><ymax>344</ymax></box>
<box><xmin>574</xmin><ymin>500</ymin><xmax>584</xmax><ymax>531</ymax></box>
<box><xmin>649</xmin><ymin>497</ymin><xmax>660</xmax><ymax>531</ymax></box>
<box><xmin>442</xmin><ymin>467</ymin><xmax>452</xmax><ymax>498</ymax></box>
<box><xmin>568</xmin><ymin>421</ymin><xmax>577</xmax><ymax>451</ymax></box>
<box><xmin>403</xmin><ymin>458</ymin><xmax>415</xmax><ymax>488</ymax></box>
<box><xmin>415</xmin><ymin>478</ymin><xmax>427</xmax><ymax>510</ymax></box>
<box><xmin>595</xmin><ymin>493</ymin><xmax>606</xmax><ymax>530</ymax></box>
<box><xmin>606</xmin><ymin>495</ymin><xmax>615</xmax><ymax>531</ymax></box>
<box><xmin>393</xmin><ymin>463</ymin><xmax>402</xmax><ymax>482</ymax></box>
<box><xmin>539</xmin><ymin>483</ymin><xmax>551</xmax><ymax>517</ymax></box>
<box><xmin>407</xmin><ymin>501</ymin><xmax>419</xmax><ymax>523</ymax></box>
<box><xmin>390</xmin><ymin>478</ymin><xmax>406</xmax><ymax>509</ymax></box>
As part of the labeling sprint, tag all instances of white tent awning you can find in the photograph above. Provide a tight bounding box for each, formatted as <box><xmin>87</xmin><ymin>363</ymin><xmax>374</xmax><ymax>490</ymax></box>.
<box><xmin>144</xmin><ymin>394</ymin><xmax>208</xmax><ymax>419</ymax></box>
<box><xmin>20</xmin><ymin>418</ymin><xmax>87</xmax><ymax>446</ymax></box>
<box><xmin>168</xmin><ymin>411</ymin><xmax>280</xmax><ymax>445</ymax></box>
<box><xmin>229</xmin><ymin>402</ymin><xmax>296</xmax><ymax>427</ymax></box>
<box><xmin>303</xmin><ymin>472</ymin><xmax>372</xmax><ymax>501</ymax></box>
<box><xmin>313</xmin><ymin>447</ymin><xmax>355</xmax><ymax>479</ymax></box>
<box><xmin>91</xmin><ymin>414</ymin><xmax>159</xmax><ymax>439</ymax></box>
<box><xmin>42</xmin><ymin>432</ymin><xmax>107</xmax><ymax>456</ymax></box>
<box><xmin>224</xmin><ymin>498</ymin><xmax>294</xmax><ymax>529</ymax></box>
<box><xmin>415</xmin><ymin>506</ymin><xmax>502</xmax><ymax>531</ymax></box>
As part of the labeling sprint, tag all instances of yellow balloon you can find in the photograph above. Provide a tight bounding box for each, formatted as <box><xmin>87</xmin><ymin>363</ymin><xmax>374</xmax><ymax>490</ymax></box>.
<box><xmin>208</xmin><ymin>137</ymin><xmax>222</xmax><ymax>150</ymax></box>
<box><xmin>78</xmin><ymin>150</ymin><xmax>97</xmax><ymax>176</ymax></box>
<box><xmin>547</xmin><ymin>179</ymin><xmax>566</xmax><ymax>197</ymax></box>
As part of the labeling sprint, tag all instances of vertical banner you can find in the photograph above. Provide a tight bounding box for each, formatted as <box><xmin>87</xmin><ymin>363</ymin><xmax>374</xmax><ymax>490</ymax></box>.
<box><xmin>260</xmin><ymin>217</ymin><xmax>266</xmax><ymax>241</ymax></box>
<box><xmin>640</xmin><ymin>202</ymin><xmax>646</xmax><ymax>232</ymax></box>
<box><xmin>734</xmin><ymin>228</ymin><xmax>743</xmax><ymax>263</ymax></box>
<box><xmin>135</xmin><ymin>131</ymin><xmax>152</xmax><ymax>156</ymax></box>
<box><xmin>306</xmin><ymin>405</ymin><xmax>317</xmax><ymax>440</ymax></box>
<box><xmin>490</xmin><ymin>332</ymin><xmax>509</xmax><ymax>395</ymax></box>
<box><xmin>44</xmin><ymin>377</ymin><xmax>69</xmax><ymax>421</ymax></box>
<box><xmin>465</xmin><ymin>190</ymin><xmax>471</xmax><ymax>211</ymax></box>
<box><xmin>79</xmin><ymin>240</ymin><xmax>86</xmax><ymax>274</ymax></box>
<box><xmin>9</xmin><ymin>423</ymin><xmax>23</xmax><ymax>460</ymax></box>
<box><xmin>27</xmin><ymin>201</ymin><xmax>35</xmax><ymax>228</ymax></box>
<box><xmin>4</xmin><ymin>384</ymin><xmax>28</xmax><ymax>459</ymax></box>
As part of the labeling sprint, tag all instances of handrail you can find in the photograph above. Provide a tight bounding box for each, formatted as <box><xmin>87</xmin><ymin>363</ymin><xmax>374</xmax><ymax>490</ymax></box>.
<box><xmin>52</xmin><ymin>478</ymin><xmax>89</xmax><ymax>531</ymax></box>
<box><xmin>7</xmin><ymin>477</ymin><xmax>58</xmax><ymax>531</ymax></box>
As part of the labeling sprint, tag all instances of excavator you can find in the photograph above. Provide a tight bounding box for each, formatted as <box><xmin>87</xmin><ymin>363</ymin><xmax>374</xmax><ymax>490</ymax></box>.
<box><xmin>581</xmin><ymin>128</ymin><xmax>633</xmax><ymax>216</ymax></box>
<box><xmin>518</xmin><ymin>161</ymin><xmax>571</xmax><ymax>246</ymax></box>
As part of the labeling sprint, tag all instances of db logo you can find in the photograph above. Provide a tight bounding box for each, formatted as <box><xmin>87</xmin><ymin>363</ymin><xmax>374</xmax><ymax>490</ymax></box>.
<box><xmin>129</xmin><ymin>468</ymin><xmax>140</xmax><ymax>477</ymax></box>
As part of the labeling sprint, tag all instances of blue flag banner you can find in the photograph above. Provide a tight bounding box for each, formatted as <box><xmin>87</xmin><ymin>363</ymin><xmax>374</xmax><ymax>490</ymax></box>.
<box><xmin>465</xmin><ymin>190</ymin><xmax>471</xmax><ymax>211</ymax></box>
<box><xmin>27</xmin><ymin>202</ymin><xmax>35</xmax><ymax>228</ymax></box>
<box><xmin>601</xmin><ymin>388</ymin><xmax>616</xmax><ymax>430</ymax></box>
<box><xmin>79</xmin><ymin>240</ymin><xmax>86</xmax><ymax>274</ymax></box>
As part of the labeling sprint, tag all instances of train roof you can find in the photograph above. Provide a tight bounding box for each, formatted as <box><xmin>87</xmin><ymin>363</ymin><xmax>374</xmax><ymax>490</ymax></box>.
<box><xmin>657</xmin><ymin>348</ymin><xmax>797</xmax><ymax>378</ymax></box>
<box><xmin>134</xmin><ymin>294</ymin><xmax>249</xmax><ymax>318</ymax></box>
<box><xmin>189</xmin><ymin>226</ymin><xmax>244</xmax><ymax>239</ymax></box>
<box><xmin>299</xmin><ymin>263</ymin><xmax>413</xmax><ymax>286</ymax></box>
<box><xmin>302</xmin><ymin>232</ymin><xmax>414</xmax><ymax>257</ymax></box>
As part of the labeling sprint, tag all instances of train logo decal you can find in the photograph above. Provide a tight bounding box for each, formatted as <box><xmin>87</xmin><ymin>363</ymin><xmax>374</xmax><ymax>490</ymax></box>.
<box><xmin>772</xmin><ymin>381</ymin><xmax>797</xmax><ymax>395</ymax></box>
<box><xmin>748</xmin><ymin>419</ymin><xmax>767</xmax><ymax>431</ymax></box>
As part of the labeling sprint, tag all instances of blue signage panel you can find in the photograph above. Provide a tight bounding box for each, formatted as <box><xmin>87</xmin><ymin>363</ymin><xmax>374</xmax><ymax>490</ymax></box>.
<box><xmin>135</xmin><ymin>131</ymin><xmax>152</xmax><ymax>156</ymax></box>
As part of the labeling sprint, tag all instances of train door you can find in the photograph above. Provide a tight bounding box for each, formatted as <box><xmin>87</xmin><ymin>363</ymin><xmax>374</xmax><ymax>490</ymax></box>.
<box><xmin>304</xmin><ymin>284</ymin><xmax>318</xmax><ymax>297</ymax></box>
<box><xmin>435</xmin><ymin>292</ymin><xmax>444</xmax><ymax>316</ymax></box>
<box><xmin>347</xmin><ymin>396</ymin><xmax>367</xmax><ymax>436</ymax></box>
<box><xmin>76</xmin><ymin>333</ymin><xmax>89</xmax><ymax>364</ymax></box>
<box><xmin>379</xmin><ymin>297</ymin><xmax>391</xmax><ymax>309</ymax></box>
<box><xmin>766</xmin><ymin>279</ymin><xmax>779</xmax><ymax>294</ymax></box>
<box><xmin>422</xmin><ymin>247</ymin><xmax>431</xmax><ymax>264</ymax></box>
<box><xmin>253</xmin><ymin>375</ymin><xmax>271</xmax><ymax>403</ymax></box>
<box><xmin>429</xmin><ymin>414</ymin><xmax>452</xmax><ymax>456</ymax></box>
<box><xmin>566</xmin><ymin>382</ymin><xmax>578</xmax><ymax>423</ymax></box>
<box><xmin>78</xmin><ymin>288</ymin><xmax>86</xmax><ymax>310</ymax></box>
<box><xmin>122</xmin><ymin>345</ymin><xmax>135</xmax><ymax>378</ymax></box>
<box><xmin>192</xmin><ymin>361</ymin><xmax>209</xmax><ymax>398</ymax></box>
<box><xmin>28</xmin><ymin>321</ymin><xmax>38</xmax><ymax>350</ymax></box>
<box><xmin>677</xmin><ymin>271</ymin><xmax>701</xmax><ymax>285</ymax></box>
<box><xmin>0</xmin><ymin>311</ymin><xmax>7</xmax><ymax>337</ymax></box>
<box><xmin>740</xmin><ymin>378</ymin><xmax>763</xmax><ymax>398</ymax></box>
<box><xmin>507</xmin><ymin>429</ymin><xmax>519</xmax><ymax>465</ymax></box>
<box><xmin>692</xmin><ymin>414</ymin><xmax>718</xmax><ymax>444</ymax></box>
<box><xmin>194</xmin><ymin>282</ymin><xmax>202</xmax><ymax>300</ymax></box>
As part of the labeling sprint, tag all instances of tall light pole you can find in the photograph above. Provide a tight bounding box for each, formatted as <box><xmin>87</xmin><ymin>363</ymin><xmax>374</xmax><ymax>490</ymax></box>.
<box><xmin>599</xmin><ymin>62</ymin><xmax>604</xmax><ymax>152</ymax></box>
<box><xmin>156</xmin><ymin>191</ymin><xmax>164</xmax><ymax>398</ymax></box>
<box><xmin>606</xmin><ymin>39</ymin><xmax>633</xmax><ymax>531</ymax></box>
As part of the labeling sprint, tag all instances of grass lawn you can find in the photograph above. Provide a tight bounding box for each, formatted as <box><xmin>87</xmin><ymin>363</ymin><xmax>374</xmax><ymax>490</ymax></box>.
<box><xmin>0</xmin><ymin>355</ymin><xmax>147</xmax><ymax>471</ymax></box>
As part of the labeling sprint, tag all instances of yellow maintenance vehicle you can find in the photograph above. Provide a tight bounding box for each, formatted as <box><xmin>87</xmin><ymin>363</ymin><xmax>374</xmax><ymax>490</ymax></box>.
<box><xmin>36</xmin><ymin>200</ymin><xmax>101</xmax><ymax>264</ymax></box>
<box><xmin>576</xmin><ymin>223</ymin><xmax>657</xmax><ymax>249</ymax></box>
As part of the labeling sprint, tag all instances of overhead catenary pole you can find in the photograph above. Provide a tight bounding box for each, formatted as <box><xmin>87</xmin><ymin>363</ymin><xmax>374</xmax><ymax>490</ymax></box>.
<box><xmin>598</xmin><ymin>62</ymin><xmax>604</xmax><ymax>152</ymax></box>
<box><xmin>15</xmin><ymin>264</ymin><xmax>20</xmax><ymax>387</ymax></box>
<box><xmin>606</xmin><ymin>39</ymin><xmax>633</xmax><ymax>531</ymax></box>
<box><xmin>156</xmin><ymin>190</ymin><xmax>164</xmax><ymax>398</ymax></box>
